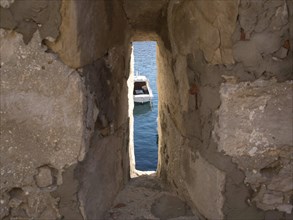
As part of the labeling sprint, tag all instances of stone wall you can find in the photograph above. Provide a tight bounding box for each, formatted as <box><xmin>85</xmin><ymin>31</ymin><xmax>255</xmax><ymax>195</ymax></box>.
<box><xmin>0</xmin><ymin>29</ymin><xmax>85</xmax><ymax>220</ymax></box>
<box><xmin>47</xmin><ymin>0</ymin><xmax>129</xmax><ymax>68</ymax></box>
<box><xmin>75</xmin><ymin>43</ymin><xmax>132</xmax><ymax>219</ymax></box>
<box><xmin>1</xmin><ymin>0</ymin><xmax>292</xmax><ymax>219</ymax></box>
<box><xmin>215</xmin><ymin>79</ymin><xmax>292</xmax><ymax>214</ymax></box>
<box><xmin>0</xmin><ymin>0</ymin><xmax>61</xmax><ymax>44</ymax></box>
<box><xmin>157</xmin><ymin>0</ymin><xmax>293</xmax><ymax>219</ymax></box>
<box><xmin>0</xmin><ymin>0</ymin><xmax>131</xmax><ymax>219</ymax></box>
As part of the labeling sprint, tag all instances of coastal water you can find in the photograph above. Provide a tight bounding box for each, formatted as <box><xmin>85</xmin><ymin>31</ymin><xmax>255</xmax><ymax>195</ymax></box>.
<box><xmin>133</xmin><ymin>41</ymin><xmax>158</xmax><ymax>171</ymax></box>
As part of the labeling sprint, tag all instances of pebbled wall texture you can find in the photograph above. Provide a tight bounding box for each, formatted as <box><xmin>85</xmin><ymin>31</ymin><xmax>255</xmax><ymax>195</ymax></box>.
<box><xmin>0</xmin><ymin>0</ymin><xmax>292</xmax><ymax>219</ymax></box>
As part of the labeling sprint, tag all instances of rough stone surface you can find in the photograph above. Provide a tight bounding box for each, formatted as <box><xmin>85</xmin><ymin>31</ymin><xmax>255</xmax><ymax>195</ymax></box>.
<box><xmin>124</xmin><ymin>0</ymin><xmax>168</xmax><ymax>37</ymax></box>
<box><xmin>0</xmin><ymin>0</ymin><xmax>61</xmax><ymax>43</ymax></box>
<box><xmin>105</xmin><ymin>175</ymin><xmax>198</xmax><ymax>220</ymax></box>
<box><xmin>73</xmin><ymin>35</ymin><xmax>132</xmax><ymax>220</ymax></box>
<box><xmin>214</xmin><ymin>79</ymin><xmax>293</xmax><ymax>214</ymax></box>
<box><xmin>216</xmin><ymin>79</ymin><xmax>292</xmax><ymax>157</ymax></box>
<box><xmin>168</xmin><ymin>0</ymin><xmax>239</xmax><ymax>64</ymax></box>
<box><xmin>1</xmin><ymin>0</ymin><xmax>293</xmax><ymax>219</ymax></box>
<box><xmin>151</xmin><ymin>194</ymin><xmax>194</xmax><ymax>219</ymax></box>
<box><xmin>0</xmin><ymin>0</ymin><xmax>14</xmax><ymax>8</ymax></box>
<box><xmin>184</xmin><ymin>153</ymin><xmax>226</xmax><ymax>220</ymax></box>
<box><xmin>157</xmin><ymin>0</ymin><xmax>292</xmax><ymax>219</ymax></box>
<box><xmin>233</xmin><ymin>41</ymin><xmax>263</xmax><ymax>68</ymax></box>
<box><xmin>35</xmin><ymin>166</ymin><xmax>53</xmax><ymax>188</ymax></box>
<box><xmin>0</xmin><ymin>29</ymin><xmax>85</xmax><ymax>177</ymax></box>
<box><xmin>47</xmin><ymin>0</ymin><xmax>129</xmax><ymax>68</ymax></box>
<box><xmin>1</xmin><ymin>0</ymin><xmax>132</xmax><ymax>217</ymax></box>
<box><xmin>51</xmin><ymin>164</ymin><xmax>83</xmax><ymax>220</ymax></box>
<box><xmin>0</xmin><ymin>29</ymin><xmax>86</xmax><ymax>219</ymax></box>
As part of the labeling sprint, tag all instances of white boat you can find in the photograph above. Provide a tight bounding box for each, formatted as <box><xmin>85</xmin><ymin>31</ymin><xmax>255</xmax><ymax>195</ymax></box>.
<box><xmin>133</xmin><ymin>75</ymin><xmax>153</xmax><ymax>104</ymax></box>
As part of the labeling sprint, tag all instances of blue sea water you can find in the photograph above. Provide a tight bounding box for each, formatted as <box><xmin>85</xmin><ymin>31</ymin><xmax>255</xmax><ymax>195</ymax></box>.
<box><xmin>133</xmin><ymin>41</ymin><xmax>158</xmax><ymax>171</ymax></box>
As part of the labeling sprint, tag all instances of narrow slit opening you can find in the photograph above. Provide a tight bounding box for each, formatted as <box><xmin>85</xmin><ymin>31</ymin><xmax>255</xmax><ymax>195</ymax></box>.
<box><xmin>128</xmin><ymin>41</ymin><xmax>158</xmax><ymax>177</ymax></box>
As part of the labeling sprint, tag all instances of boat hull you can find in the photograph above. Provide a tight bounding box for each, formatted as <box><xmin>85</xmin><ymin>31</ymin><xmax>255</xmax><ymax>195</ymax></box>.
<box><xmin>133</xmin><ymin>75</ymin><xmax>153</xmax><ymax>104</ymax></box>
<box><xmin>134</xmin><ymin>94</ymin><xmax>153</xmax><ymax>103</ymax></box>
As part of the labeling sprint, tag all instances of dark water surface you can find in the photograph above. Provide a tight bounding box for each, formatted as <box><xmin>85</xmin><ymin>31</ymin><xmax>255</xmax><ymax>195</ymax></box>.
<box><xmin>133</xmin><ymin>41</ymin><xmax>158</xmax><ymax>171</ymax></box>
